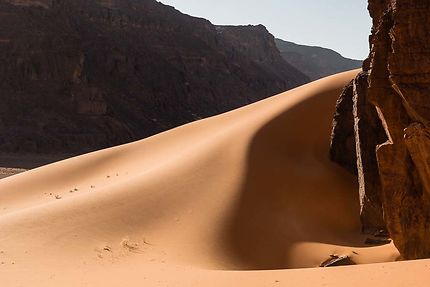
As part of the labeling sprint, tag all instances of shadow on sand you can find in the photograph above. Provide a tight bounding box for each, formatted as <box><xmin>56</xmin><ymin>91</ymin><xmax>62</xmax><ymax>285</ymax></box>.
<box><xmin>222</xmin><ymin>86</ymin><xmax>368</xmax><ymax>270</ymax></box>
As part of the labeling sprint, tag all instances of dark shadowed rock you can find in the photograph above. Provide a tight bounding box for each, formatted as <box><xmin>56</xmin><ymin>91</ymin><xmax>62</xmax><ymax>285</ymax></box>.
<box><xmin>320</xmin><ymin>255</ymin><xmax>356</xmax><ymax>267</ymax></box>
<box><xmin>329</xmin><ymin>79</ymin><xmax>357</xmax><ymax>175</ymax></box>
<box><xmin>330</xmin><ymin>71</ymin><xmax>386</xmax><ymax>233</ymax></box>
<box><xmin>0</xmin><ymin>0</ymin><xmax>309</xmax><ymax>155</ymax></box>
<box><xmin>217</xmin><ymin>25</ymin><xmax>308</xmax><ymax>87</ymax></box>
<box><xmin>352</xmin><ymin>71</ymin><xmax>386</xmax><ymax>234</ymax></box>
<box><xmin>364</xmin><ymin>237</ymin><xmax>392</xmax><ymax>246</ymax></box>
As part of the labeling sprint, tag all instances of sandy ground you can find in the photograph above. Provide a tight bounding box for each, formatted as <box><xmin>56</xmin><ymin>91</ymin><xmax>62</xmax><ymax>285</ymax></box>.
<box><xmin>0</xmin><ymin>70</ymin><xmax>428</xmax><ymax>286</ymax></box>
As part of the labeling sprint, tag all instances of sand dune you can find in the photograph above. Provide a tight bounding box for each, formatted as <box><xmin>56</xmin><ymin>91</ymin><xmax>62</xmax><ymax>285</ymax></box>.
<box><xmin>0</xmin><ymin>70</ymin><xmax>428</xmax><ymax>286</ymax></box>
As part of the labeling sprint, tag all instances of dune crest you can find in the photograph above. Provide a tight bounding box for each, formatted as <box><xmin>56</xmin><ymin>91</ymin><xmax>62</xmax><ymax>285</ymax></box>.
<box><xmin>1</xmin><ymin>70</ymin><xmax>428</xmax><ymax>286</ymax></box>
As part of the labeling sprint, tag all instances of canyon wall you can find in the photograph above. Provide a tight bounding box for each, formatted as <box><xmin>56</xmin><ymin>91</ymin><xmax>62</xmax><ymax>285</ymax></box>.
<box><xmin>0</xmin><ymin>0</ymin><xmax>309</xmax><ymax>155</ymax></box>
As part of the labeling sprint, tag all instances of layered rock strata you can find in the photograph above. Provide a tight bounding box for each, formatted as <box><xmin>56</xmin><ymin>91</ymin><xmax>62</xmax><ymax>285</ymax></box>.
<box><xmin>0</xmin><ymin>0</ymin><xmax>309</xmax><ymax>154</ymax></box>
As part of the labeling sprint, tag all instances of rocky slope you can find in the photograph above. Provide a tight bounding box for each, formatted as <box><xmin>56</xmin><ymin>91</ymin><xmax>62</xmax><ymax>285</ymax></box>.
<box><xmin>330</xmin><ymin>0</ymin><xmax>430</xmax><ymax>259</ymax></box>
<box><xmin>0</xmin><ymin>0</ymin><xmax>309</xmax><ymax>155</ymax></box>
<box><xmin>275</xmin><ymin>38</ymin><xmax>362</xmax><ymax>81</ymax></box>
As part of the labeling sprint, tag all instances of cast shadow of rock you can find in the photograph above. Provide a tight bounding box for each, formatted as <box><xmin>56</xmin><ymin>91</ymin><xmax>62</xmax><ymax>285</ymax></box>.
<box><xmin>221</xmin><ymin>86</ymin><xmax>367</xmax><ymax>270</ymax></box>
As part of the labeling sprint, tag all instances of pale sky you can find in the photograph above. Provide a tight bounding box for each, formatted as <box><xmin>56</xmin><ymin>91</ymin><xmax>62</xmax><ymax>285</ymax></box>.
<box><xmin>160</xmin><ymin>0</ymin><xmax>371</xmax><ymax>60</ymax></box>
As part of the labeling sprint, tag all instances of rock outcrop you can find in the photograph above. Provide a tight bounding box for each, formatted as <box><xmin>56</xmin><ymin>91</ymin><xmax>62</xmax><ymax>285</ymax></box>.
<box><xmin>330</xmin><ymin>0</ymin><xmax>430</xmax><ymax>259</ymax></box>
<box><xmin>0</xmin><ymin>0</ymin><xmax>309</xmax><ymax>155</ymax></box>
<box><xmin>330</xmin><ymin>80</ymin><xmax>357</xmax><ymax>175</ymax></box>
<box><xmin>275</xmin><ymin>38</ymin><xmax>362</xmax><ymax>81</ymax></box>
<box><xmin>217</xmin><ymin>25</ymin><xmax>305</xmax><ymax>84</ymax></box>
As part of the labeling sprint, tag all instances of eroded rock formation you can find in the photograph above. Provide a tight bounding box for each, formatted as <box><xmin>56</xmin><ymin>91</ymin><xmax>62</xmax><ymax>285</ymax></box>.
<box><xmin>0</xmin><ymin>0</ymin><xmax>309</xmax><ymax>155</ymax></box>
<box><xmin>331</xmin><ymin>0</ymin><xmax>430</xmax><ymax>259</ymax></box>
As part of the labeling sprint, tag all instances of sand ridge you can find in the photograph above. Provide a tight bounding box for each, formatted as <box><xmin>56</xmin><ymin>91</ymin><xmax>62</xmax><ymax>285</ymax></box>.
<box><xmin>0</xmin><ymin>70</ymin><xmax>428</xmax><ymax>286</ymax></box>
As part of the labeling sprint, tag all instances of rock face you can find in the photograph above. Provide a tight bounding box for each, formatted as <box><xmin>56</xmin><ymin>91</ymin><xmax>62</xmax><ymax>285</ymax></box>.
<box><xmin>0</xmin><ymin>0</ymin><xmax>309</xmax><ymax>155</ymax></box>
<box><xmin>330</xmin><ymin>0</ymin><xmax>430</xmax><ymax>259</ymax></box>
<box><xmin>275</xmin><ymin>38</ymin><xmax>362</xmax><ymax>81</ymax></box>
<box><xmin>330</xmin><ymin>80</ymin><xmax>357</xmax><ymax>175</ymax></box>
<box><xmin>217</xmin><ymin>25</ymin><xmax>302</xmax><ymax>82</ymax></box>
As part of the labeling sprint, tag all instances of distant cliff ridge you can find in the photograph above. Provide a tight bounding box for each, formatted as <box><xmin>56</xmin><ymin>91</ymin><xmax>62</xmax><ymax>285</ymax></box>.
<box><xmin>0</xmin><ymin>0</ymin><xmax>309</xmax><ymax>154</ymax></box>
<box><xmin>275</xmin><ymin>39</ymin><xmax>362</xmax><ymax>81</ymax></box>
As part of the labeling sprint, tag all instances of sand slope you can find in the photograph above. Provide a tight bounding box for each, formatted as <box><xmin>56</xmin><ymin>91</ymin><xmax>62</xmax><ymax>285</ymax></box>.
<box><xmin>0</xmin><ymin>70</ymin><xmax>428</xmax><ymax>286</ymax></box>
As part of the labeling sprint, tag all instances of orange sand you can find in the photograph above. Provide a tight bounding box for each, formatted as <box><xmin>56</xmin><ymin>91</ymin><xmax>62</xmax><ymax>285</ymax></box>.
<box><xmin>0</xmin><ymin>70</ymin><xmax>428</xmax><ymax>286</ymax></box>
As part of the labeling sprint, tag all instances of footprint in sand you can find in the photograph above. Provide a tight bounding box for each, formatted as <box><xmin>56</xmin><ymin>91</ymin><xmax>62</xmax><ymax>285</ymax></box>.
<box><xmin>95</xmin><ymin>245</ymin><xmax>114</xmax><ymax>260</ymax></box>
<box><xmin>121</xmin><ymin>238</ymin><xmax>142</xmax><ymax>253</ymax></box>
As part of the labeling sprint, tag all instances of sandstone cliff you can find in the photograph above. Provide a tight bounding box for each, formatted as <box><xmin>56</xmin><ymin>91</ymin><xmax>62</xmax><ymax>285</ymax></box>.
<box><xmin>0</xmin><ymin>0</ymin><xmax>309</xmax><ymax>154</ymax></box>
<box><xmin>331</xmin><ymin>0</ymin><xmax>430</xmax><ymax>259</ymax></box>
